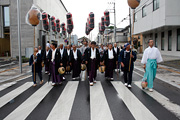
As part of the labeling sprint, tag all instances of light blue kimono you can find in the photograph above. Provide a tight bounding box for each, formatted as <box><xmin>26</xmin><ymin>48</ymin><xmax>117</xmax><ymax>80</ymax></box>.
<box><xmin>142</xmin><ymin>59</ymin><xmax>157</xmax><ymax>89</ymax></box>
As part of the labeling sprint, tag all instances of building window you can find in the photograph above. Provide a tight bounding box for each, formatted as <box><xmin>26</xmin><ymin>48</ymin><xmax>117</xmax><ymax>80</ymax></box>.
<box><xmin>3</xmin><ymin>6</ymin><xmax>10</xmax><ymax>27</ymax></box>
<box><xmin>153</xmin><ymin>0</ymin><xmax>159</xmax><ymax>11</ymax></box>
<box><xmin>142</xmin><ymin>6</ymin><xmax>147</xmax><ymax>17</ymax></box>
<box><xmin>155</xmin><ymin>33</ymin><xmax>158</xmax><ymax>47</ymax></box>
<box><xmin>134</xmin><ymin>13</ymin><xmax>137</xmax><ymax>22</ymax></box>
<box><xmin>150</xmin><ymin>33</ymin><xmax>153</xmax><ymax>38</ymax></box>
<box><xmin>177</xmin><ymin>29</ymin><xmax>180</xmax><ymax>51</ymax></box>
<box><xmin>168</xmin><ymin>30</ymin><xmax>172</xmax><ymax>51</ymax></box>
<box><xmin>161</xmin><ymin>32</ymin><xmax>164</xmax><ymax>50</ymax></box>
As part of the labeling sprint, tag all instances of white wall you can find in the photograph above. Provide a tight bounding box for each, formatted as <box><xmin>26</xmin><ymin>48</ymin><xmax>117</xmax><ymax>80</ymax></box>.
<box><xmin>165</xmin><ymin>0</ymin><xmax>180</xmax><ymax>26</ymax></box>
<box><xmin>33</xmin><ymin>0</ymin><xmax>67</xmax><ymax>25</ymax></box>
<box><xmin>133</xmin><ymin>0</ymin><xmax>166</xmax><ymax>34</ymax></box>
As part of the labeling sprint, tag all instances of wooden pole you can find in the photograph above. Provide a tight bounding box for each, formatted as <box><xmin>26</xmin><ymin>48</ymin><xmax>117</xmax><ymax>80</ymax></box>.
<box><xmin>70</xmin><ymin>33</ymin><xmax>71</xmax><ymax>45</ymax></box>
<box><xmin>129</xmin><ymin>9</ymin><xmax>135</xmax><ymax>72</ymax></box>
<box><xmin>48</xmin><ymin>32</ymin><xmax>50</xmax><ymax>43</ymax></box>
<box><xmin>34</xmin><ymin>27</ymin><xmax>36</xmax><ymax>83</ymax></box>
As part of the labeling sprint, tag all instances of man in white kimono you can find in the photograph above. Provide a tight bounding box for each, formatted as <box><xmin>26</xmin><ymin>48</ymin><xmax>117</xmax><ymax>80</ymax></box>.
<box><xmin>141</xmin><ymin>39</ymin><xmax>163</xmax><ymax>92</ymax></box>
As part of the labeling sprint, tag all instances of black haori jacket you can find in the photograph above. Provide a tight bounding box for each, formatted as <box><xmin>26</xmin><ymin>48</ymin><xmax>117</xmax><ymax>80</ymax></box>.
<box><xmin>43</xmin><ymin>49</ymin><xmax>52</xmax><ymax>62</ymax></box>
<box><xmin>58</xmin><ymin>48</ymin><xmax>68</xmax><ymax>68</ymax></box>
<box><xmin>69</xmin><ymin>49</ymin><xmax>82</xmax><ymax>64</ymax></box>
<box><xmin>84</xmin><ymin>48</ymin><xmax>100</xmax><ymax>71</ymax></box>
<box><xmin>49</xmin><ymin>49</ymin><xmax>62</xmax><ymax>75</ymax></box>
<box><xmin>29</xmin><ymin>53</ymin><xmax>42</xmax><ymax>73</ymax></box>
<box><xmin>67</xmin><ymin>49</ymin><xmax>72</xmax><ymax>64</ymax></box>
<box><xmin>113</xmin><ymin>47</ymin><xmax>120</xmax><ymax>61</ymax></box>
<box><xmin>103</xmin><ymin>49</ymin><xmax>117</xmax><ymax>69</ymax></box>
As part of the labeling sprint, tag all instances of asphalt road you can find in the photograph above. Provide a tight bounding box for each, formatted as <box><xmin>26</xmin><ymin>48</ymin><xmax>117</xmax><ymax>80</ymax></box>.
<box><xmin>0</xmin><ymin>70</ymin><xmax>180</xmax><ymax>120</ymax></box>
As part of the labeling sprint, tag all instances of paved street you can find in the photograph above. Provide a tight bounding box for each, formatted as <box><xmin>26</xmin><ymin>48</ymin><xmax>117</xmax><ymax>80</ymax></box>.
<box><xmin>0</xmin><ymin>69</ymin><xmax>180</xmax><ymax>120</ymax></box>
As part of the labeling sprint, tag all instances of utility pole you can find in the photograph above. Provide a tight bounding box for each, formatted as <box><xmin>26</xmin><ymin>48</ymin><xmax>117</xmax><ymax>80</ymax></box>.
<box><xmin>108</xmin><ymin>1</ymin><xmax>116</xmax><ymax>43</ymax></box>
<box><xmin>17</xmin><ymin>0</ymin><xmax>22</xmax><ymax>73</ymax></box>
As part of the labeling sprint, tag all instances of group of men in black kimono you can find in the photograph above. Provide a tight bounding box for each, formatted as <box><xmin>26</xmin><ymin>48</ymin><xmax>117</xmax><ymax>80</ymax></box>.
<box><xmin>29</xmin><ymin>39</ymin><xmax>136</xmax><ymax>87</ymax></box>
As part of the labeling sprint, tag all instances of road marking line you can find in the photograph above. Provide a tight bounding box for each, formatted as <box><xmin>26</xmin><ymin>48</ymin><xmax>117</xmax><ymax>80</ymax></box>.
<box><xmin>0</xmin><ymin>75</ymin><xmax>32</xmax><ymax>90</ymax></box>
<box><xmin>90</xmin><ymin>81</ymin><xmax>113</xmax><ymax>120</ymax></box>
<box><xmin>0</xmin><ymin>62</ymin><xmax>15</xmax><ymax>67</ymax></box>
<box><xmin>112</xmin><ymin>81</ymin><xmax>158</xmax><ymax>120</ymax></box>
<box><xmin>47</xmin><ymin>81</ymin><xmax>79</xmax><ymax>120</ymax></box>
<box><xmin>158</xmin><ymin>66</ymin><xmax>180</xmax><ymax>74</ymax></box>
<box><xmin>0</xmin><ymin>63</ymin><xmax>28</xmax><ymax>73</ymax></box>
<box><xmin>4</xmin><ymin>82</ymin><xmax>53</xmax><ymax>120</ymax></box>
<box><xmin>0</xmin><ymin>82</ymin><xmax>32</xmax><ymax>108</ymax></box>
<box><xmin>134</xmin><ymin>81</ymin><xmax>180</xmax><ymax>119</ymax></box>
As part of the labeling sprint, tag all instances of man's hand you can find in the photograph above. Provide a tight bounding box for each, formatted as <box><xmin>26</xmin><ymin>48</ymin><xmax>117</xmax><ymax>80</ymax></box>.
<box><xmin>60</xmin><ymin>63</ymin><xmax>63</xmax><ymax>66</ymax></box>
<box><xmin>121</xmin><ymin>62</ymin><xmax>124</xmax><ymax>68</ymax></box>
<box><xmin>85</xmin><ymin>61</ymin><xmax>88</xmax><ymax>64</ymax></box>
<box><xmin>116</xmin><ymin>61</ymin><xmax>118</xmax><ymax>65</ymax></box>
<box><xmin>70</xmin><ymin>63</ymin><xmax>72</xmax><ymax>66</ymax></box>
<box><xmin>33</xmin><ymin>52</ymin><xmax>36</xmax><ymax>57</ymax></box>
<box><xmin>130</xmin><ymin>54</ymin><xmax>134</xmax><ymax>58</ymax></box>
<box><xmin>33</xmin><ymin>62</ymin><xmax>35</xmax><ymax>65</ymax></box>
<box><xmin>143</xmin><ymin>64</ymin><xmax>146</xmax><ymax>70</ymax></box>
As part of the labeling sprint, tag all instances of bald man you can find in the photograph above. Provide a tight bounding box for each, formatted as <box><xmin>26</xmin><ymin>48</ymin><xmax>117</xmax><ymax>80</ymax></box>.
<box><xmin>29</xmin><ymin>47</ymin><xmax>43</xmax><ymax>86</ymax></box>
<box><xmin>103</xmin><ymin>43</ymin><xmax>117</xmax><ymax>80</ymax></box>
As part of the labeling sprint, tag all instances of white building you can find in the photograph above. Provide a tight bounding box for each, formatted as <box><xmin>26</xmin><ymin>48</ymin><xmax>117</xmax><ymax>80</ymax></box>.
<box><xmin>106</xmin><ymin>28</ymin><xmax>128</xmax><ymax>46</ymax></box>
<box><xmin>71</xmin><ymin>34</ymin><xmax>78</xmax><ymax>46</ymax></box>
<box><xmin>133</xmin><ymin>0</ymin><xmax>180</xmax><ymax>57</ymax></box>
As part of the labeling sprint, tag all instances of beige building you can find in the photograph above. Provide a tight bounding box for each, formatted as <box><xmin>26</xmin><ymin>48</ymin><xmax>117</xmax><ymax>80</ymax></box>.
<box><xmin>0</xmin><ymin>0</ymin><xmax>68</xmax><ymax>58</ymax></box>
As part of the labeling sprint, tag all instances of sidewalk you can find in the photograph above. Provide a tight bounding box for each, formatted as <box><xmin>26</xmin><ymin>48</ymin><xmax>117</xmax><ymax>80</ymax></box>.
<box><xmin>0</xmin><ymin>61</ymin><xmax>31</xmax><ymax>84</ymax></box>
<box><xmin>135</xmin><ymin>54</ymin><xmax>180</xmax><ymax>89</ymax></box>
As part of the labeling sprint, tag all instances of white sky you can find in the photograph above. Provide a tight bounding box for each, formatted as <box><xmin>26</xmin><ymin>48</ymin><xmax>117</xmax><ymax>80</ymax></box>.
<box><xmin>62</xmin><ymin>0</ymin><xmax>130</xmax><ymax>40</ymax></box>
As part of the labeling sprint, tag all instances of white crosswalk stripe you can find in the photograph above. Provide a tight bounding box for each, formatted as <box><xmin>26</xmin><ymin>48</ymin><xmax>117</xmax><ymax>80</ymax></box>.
<box><xmin>4</xmin><ymin>82</ymin><xmax>53</xmax><ymax>120</ymax></box>
<box><xmin>0</xmin><ymin>75</ymin><xmax>32</xmax><ymax>91</ymax></box>
<box><xmin>90</xmin><ymin>81</ymin><xmax>113</xmax><ymax>120</ymax></box>
<box><xmin>47</xmin><ymin>81</ymin><xmax>79</xmax><ymax>120</ymax></box>
<box><xmin>112</xmin><ymin>81</ymin><xmax>158</xmax><ymax>120</ymax></box>
<box><xmin>0</xmin><ymin>82</ymin><xmax>32</xmax><ymax>108</ymax></box>
<box><xmin>0</xmin><ymin>82</ymin><xmax>17</xmax><ymax>91</ymax></box>
<box><xmin>134</xmin><ymin>81</ymin><xmax>180</xmax><ymax>119</ymax></box>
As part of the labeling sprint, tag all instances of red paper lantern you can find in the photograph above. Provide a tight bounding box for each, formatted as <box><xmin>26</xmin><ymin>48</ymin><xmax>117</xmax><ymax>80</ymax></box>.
<box><xmin>66</xmin><ymin>12</ymin><xmax>73</xmax><ymax>34</ymax></box>
<box><xmin>56</xmin><ymin>19</ymin><xmax>60</xmax><ymax>33</ymax></box>
<box><xmin>42</xmin><ymin>12</ymin><xmax>49</xmax><ymax>31</ymax></box>
<box><xmin>61</xmin><ymin>23</ymin><xmax>66</xmax><ymax>35</ymax></box>
<box><xmin>85</xmin><ymin>22</ymin><xmax>90</xmax><ymax>35</ymax></box>
<box><xmin>89</xmin><ymin>12</ymin><xmax>94</xmax><ymax>31</ymax></box>
<box><xmin>104</xmin><ymin>11</ymin><xmax>110</xmax><ymax>26</ymax></box>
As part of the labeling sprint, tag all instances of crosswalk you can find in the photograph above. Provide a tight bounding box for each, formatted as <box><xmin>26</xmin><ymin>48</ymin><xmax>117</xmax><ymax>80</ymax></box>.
<box><xmin>0</xmin><ymin>76</ymin><xmax>180</xmax><ymax>120</ymax></box>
